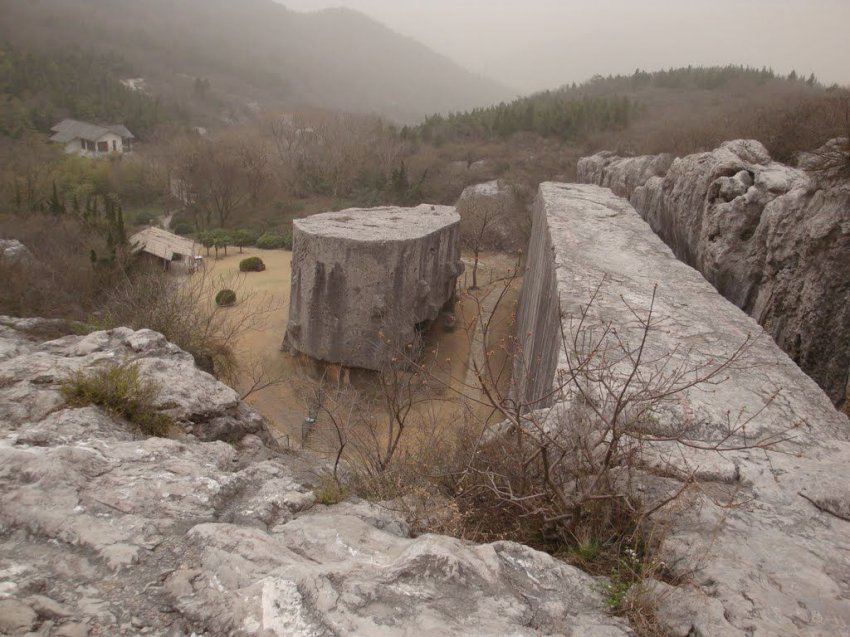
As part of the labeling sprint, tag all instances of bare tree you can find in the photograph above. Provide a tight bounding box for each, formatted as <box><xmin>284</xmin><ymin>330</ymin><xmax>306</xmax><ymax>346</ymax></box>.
<box><xmin>238</xmin><ymin>138</ymin><xmax>271</xmax><ymax>207</ymax></box>
<box><xmin>265</xmin><ymin>108</ymin><xmax>409</xmax><ymax>200</ymax></box>
<box><xmin>457</xmin><ymin>181</ymin><xmax>526</xmax><ymax>290</ymax></box>
<box><xmin>448</xmin><ymin>280</ymin><xmax>796</xmax><ymax>554</ymax></box>
<box><xmin>459</xmin><ymin>201</ymin><xmax>492</xmax><ymax>290</ymax></box>
<box><xmin>100</xmin><ymin>266</ymin><xmax>279</xmax><ymax>379</ymax></box>
<box><xmin>172</xmin><ymin>135</ymin><xmax>253</xmax><ymax>228</ymax></box>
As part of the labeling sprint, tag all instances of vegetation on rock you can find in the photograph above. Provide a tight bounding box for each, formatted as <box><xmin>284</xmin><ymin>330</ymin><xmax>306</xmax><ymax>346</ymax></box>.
<box><xmin>60</xmin><ymin>362</ymin><xmax>172</xmax><ymax>436</ymax></box>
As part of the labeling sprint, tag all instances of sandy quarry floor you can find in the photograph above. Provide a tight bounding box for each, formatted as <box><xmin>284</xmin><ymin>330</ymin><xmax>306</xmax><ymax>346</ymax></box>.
<box><xmin>205</xmin><ymin>248</ymin><xmax>522</xmax><ymax>449</ymax></box>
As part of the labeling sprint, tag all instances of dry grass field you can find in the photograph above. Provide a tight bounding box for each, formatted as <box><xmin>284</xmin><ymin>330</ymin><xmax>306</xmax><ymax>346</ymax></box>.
<box><xmin>205</xmin><ymin>248</ymin><xmax>522</xmax><ymax>448</ymax></box>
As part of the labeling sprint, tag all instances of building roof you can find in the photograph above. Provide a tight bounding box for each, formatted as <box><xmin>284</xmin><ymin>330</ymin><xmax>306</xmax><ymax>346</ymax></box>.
<box><xmin>130</xmin><ymin>227</ymin><xmax>199</xmax><ymax>262</ymax></box>
<box><xmin>49</xmin><ymin>119</ymin><xmax>135</xmax><ymax>143</ymax></box>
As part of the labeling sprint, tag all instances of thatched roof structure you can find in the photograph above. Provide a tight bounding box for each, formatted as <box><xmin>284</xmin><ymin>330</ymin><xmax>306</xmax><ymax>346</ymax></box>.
<box><xmin>130</xmin><ymin>227</ymin><xmax>199</xmax><ymax>262</ymax></box>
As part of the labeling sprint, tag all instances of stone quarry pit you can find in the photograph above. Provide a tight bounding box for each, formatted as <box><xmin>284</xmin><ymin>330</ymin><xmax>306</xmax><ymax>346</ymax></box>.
<box><xmin>284</xmin><ymin>205</ymin><xmax>463</xmax><ymax>371</ymax></box>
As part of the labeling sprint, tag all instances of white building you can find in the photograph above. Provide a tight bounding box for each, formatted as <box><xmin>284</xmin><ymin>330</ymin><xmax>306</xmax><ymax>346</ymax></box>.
<box><xmin>49</xmin><ymin>119</ymin><xmax>135</xmax><ymax>157</ymax></box>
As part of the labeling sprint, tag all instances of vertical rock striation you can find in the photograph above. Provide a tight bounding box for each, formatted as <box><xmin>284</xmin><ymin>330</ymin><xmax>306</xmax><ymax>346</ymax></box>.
<box><xmin>284</xmin><ymin>205</ymin><xmax>463</xmax><ymax>370</ymax></box>
<box><xmin>515</xmin><ymin>183</ymin><xmax>850</xmax><ymax>635</ymax></box>
<box><xmin>512</xmin><ymin>189</ymin><xmax>560</xmax><ymax>409</ymax></box>
<box><xmin>578</xmin><ymin>140</ymin><xmax>850</xmax><ymax>406</ymax></box>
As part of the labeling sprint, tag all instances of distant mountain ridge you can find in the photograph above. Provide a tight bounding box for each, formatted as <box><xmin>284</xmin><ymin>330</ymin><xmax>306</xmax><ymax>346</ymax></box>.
<box><xmin>0</xmin><ymin>0</ymin><xmax>513</xmax><ymax>123</ymax></box>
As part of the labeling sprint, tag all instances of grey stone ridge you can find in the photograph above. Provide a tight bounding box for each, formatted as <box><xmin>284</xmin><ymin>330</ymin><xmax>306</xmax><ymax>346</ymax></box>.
<box><xmin>284</xmin><ymin>205</ymin><xmax>463</xmax><ymax>370</ymax></box>
<box><xmin>0</xmin><ymin>317</ymin><xmax>630</xmax><ymax>637</ymax></box>
<box><xmin>515</xmin><ymin>182</ymin><xmax>850</xmax><ymax>636</ymax></box>
<box><xmin>577</xmin><ymin>140</ymin><xmax>850</xmax><ymax>407</ymax></box>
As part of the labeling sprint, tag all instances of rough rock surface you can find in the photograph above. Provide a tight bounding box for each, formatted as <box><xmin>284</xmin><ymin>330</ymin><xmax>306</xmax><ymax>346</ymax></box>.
<box><xmin>284</xmin><ymin>205</ymin><xmax>463</xmax><ymax>370</ymax></box>
<box><xmin>0</xmin><ymin>239</ymin><xmax>31</xmax><ymax>262</ymax></box>
<box><xmin>577</xmin><ymin>140</ymin><xmax>850</xmax><ymax>406</ymax></box>
<box><xmin>0</xmin><ymin>317</ymin><xmax>631</xmax><ymax>636</ymax></box>
<box><xmin>516</xmin><ymin>183</ymin><xmax>850</xmax><ymax>636</ymax></box>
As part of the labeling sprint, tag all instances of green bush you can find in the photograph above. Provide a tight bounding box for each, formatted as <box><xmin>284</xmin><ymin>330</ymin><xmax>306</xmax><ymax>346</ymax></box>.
<box><xmin>172</xmin><ymin>221</ymin><xmax>193</xmax><ymax>235</ymax></box>
<box><xmin>239</xmin><ymin>256</ymin><xmax>266</xmax><ymax>272</ymax></box>
<box><xmin>231</xmin><ymin>229</ymin><xmax>256</xmax><ymax>252</ymax></box>
<box><xmin>215</xmin><ymin>289</ymin><xmax>236</xmax><ymax>306</ymax></box>
<box><xmin>60</xmin><ymin>363</ymin><xmax>172</xmax><ymax>437</ymax></box>
<box><xmin>256</xmin><ymin>232</ymin><xmax>292</xmax><ymax>250</ymax></box>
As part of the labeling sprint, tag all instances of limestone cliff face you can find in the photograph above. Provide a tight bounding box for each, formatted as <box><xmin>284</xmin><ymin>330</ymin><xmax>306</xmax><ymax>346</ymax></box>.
<box><xmin>577</xmin><ymin>140</ymin><xmax>850</xmax><ymax>407</ymax></box>
<box><xmin>0</xmin><ymin>317</ymin><xmax>628</xmax><ymax>637</ymax></box>
<box><xmin>512</xmin><ymin>187</ymin><xmax>561</xmax><ymax>409</ymax></box>
<box><xmin>515</xmin><ymin>183</ymin><xmax>850</xmax><ymax>636</ymax></box>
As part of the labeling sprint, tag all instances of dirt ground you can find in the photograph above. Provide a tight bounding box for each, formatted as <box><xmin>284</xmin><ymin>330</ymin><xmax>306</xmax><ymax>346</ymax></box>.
<box><xmin>205</xmin><ymin>248</ymin><xmax>303</xmax><ymax>446</ymax></box>
<box><xmin>206</xmin><ymin>247</ymin><xmax>523</xmax><ymax>449</ymax></box>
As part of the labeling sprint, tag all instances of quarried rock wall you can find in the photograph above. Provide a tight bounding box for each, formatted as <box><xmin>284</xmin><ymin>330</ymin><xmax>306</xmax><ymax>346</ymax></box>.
<box><xmin>515</xmin><ymin>183</ymin><xmax>850</xmax><ymax>636</ymax></box>
<box><xmin>577</xmin><ymin>140</ymin><xmax>850</xmax><ymax>406</ymax></box>
<box><xmin>512</xmin><ymin>188</ymin><xmax>561</xmax><ymax>408</ymax></box>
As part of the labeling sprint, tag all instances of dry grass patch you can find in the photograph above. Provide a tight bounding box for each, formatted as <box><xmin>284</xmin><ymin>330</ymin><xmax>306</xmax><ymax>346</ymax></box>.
<box><xmin>61</xmin><ymin>362</ymin><xmax>173</xmax><ymax>437</ymax></box>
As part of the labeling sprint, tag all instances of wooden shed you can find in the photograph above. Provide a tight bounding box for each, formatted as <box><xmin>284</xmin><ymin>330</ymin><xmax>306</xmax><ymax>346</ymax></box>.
<box><xmin>130</xmin><ymin>227</ymin><xmax>201</xmax><ymax>272</ymax></box>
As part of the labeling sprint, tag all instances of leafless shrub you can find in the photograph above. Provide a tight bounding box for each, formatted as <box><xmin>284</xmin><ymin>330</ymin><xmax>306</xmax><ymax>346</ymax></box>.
<box><xmin>457</xmin><ymin>181</ymin><xmax>528</xmax><ymax>289</ymax></box>
<box><xmin>797</xmin><ymin>95</ymin><xmax>850</xmax><ymax>181</ymax></box>
<box><xmin>264</xmin><ymin>108</ymin><xmax>408</xmax><ymax>201</ymax></box>
<box><xmin>98</xmin><ymin>266</ymin><xmax>279</xmax><ymax>379</ymax></box>
<box><xmin>424</xmin><ymin>280</ymin><xmax>796</xmax><ymax>635</ymax></box>
<box><xmin>595</xmin><ymin>90</ymin><xmax>850</xmax><ymax>163</ymax></box>
<box><xmin>0</xmin><ymin>213</ymin><xmax>117</xmax><ymax>320</ymax></box>
<box><xmin>433</xmin><ymin>282</ymin><xmax>797</xmax><ymax>614</ymax></box>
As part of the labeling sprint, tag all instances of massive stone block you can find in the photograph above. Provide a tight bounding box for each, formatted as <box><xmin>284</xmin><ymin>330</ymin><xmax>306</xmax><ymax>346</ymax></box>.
<box><xmin>284</xmin><ymin>205</ymin><xmax>463</xmax><ymax>370</ymax></box>
<box><xmin>515</xmin><ymin>183</ymin><xmax>850</xmax><ymax>635</ymax></box>
<box><xmin>577</xmin><ymin>140</ymin><xmax>850</xmax><ymax>407</ymax></box>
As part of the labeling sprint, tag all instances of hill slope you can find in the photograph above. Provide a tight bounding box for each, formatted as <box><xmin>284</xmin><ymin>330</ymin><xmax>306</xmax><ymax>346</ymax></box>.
<box><xmin>0</xmin><ymin>0</ymin><xmax>511</xmax><ymax>123</ymax></box>
<box><xmin>414</xmin><ymin>66</ymin><xmax>845</xmax><ymax>159</ymax></box>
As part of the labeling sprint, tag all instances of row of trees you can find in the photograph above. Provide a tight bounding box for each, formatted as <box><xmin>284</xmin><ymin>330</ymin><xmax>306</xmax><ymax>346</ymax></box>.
<box><xmin>409</xmin><ymin>65</ymin><xmax>831</xmax><ymax>147</ymax></box>
<box><xmin>414</xmin><ymin>94</ymin><xmax>634</xmax><ymax>144</ymax></box>
<box><xmin>194</xmin><ymin>228</ymin><xmax>292</xmax><ymax>258</ymax></box>
<box><xmin>621</xmin><ymin>64</ymin><xmax>817</xmax><ymax>91</ymax></box>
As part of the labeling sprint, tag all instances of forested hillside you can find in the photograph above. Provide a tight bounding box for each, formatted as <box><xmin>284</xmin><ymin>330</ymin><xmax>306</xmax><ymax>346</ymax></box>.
<box><xmin>0</xmin><ymin>0</ymin><xmax>511</xmax><ymax>124</ymax></box>
<box><xmin>414</xmin><ymin>65</ymin><xmax>839</xmax><ymax>158</ymax></box>
<box><xmin>0</xmin><ymin>47</ymin><xmax>185</xmax><ymax>138</ymax></box>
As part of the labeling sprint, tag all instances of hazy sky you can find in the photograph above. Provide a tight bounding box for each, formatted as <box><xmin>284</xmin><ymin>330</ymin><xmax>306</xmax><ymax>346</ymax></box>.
<box><xmin>277</xmin><ymin>0</ymin><xmax>850</xmax><ymax>94</ymax></box>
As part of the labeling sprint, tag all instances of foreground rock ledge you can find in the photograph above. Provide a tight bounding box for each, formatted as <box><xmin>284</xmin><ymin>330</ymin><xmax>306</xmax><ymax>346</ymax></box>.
<box><xmin>515</xmin><ymin>183</ymin><xmax>850</xmax><ymax>636</ymax></box>
<box><xmin>284</xmin><ymin>205</ymin><xmax>463</xmax><ymax>370</ymax></box>
<box><xmin>0</xmin><ymin>317</ymin><xmax>629</xmax><ymax>637</ymax></box>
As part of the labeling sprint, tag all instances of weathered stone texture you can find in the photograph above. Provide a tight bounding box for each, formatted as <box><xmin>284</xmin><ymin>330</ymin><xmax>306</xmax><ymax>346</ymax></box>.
<box><xmin>516</xmin><ymin>183</ymin><xmax>850</xmax><ymax>636</ymax></box>
<box><xmin>285</xmin><ymin>205</ymin><xmax>463</xmax><ymax>370</ymax></box>
<box><xmin>0</xmin><ymin>238</ymin><xmax>31</xmax><ymax>261</ymax></box>
<box><xmin>577</xmin><ymin>140</ymin><xmax>850</xmax><ymax>406</ymax></box>
<box><xmin>0</xmin><ymin>317</ymin><xmax>630</xmax><ymax>636</ymax></box>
